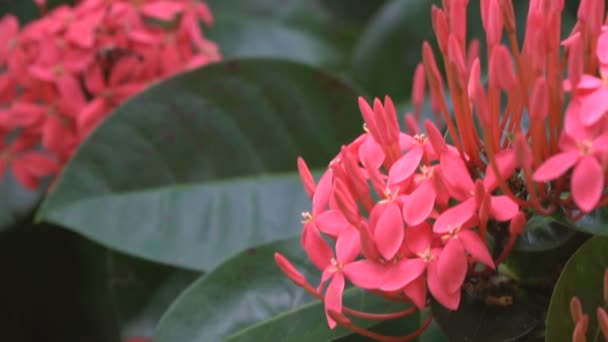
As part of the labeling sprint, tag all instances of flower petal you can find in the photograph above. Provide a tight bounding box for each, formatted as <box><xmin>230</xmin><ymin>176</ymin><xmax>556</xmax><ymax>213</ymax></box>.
<box><xmin>336</xmin><ymin>227</ymin><xmax>360</xmax><ymax>263</ymax></box>
<box><xmin>428</xmin><ymin>260</ymin><xmax>461</xmax><ymax>311</ymax></box>
<box><xmin>312</xmin><ymin>169</ymin><xmax>333</xmax><ymax>214</ymax></box>
<box><xmin>402</xmin><ymin>180</ymin><xmax>436</xmax><ymax>226</ymax></box>
<box><xmin>437</xmin><ymin>239</ymin><xmax>467</xmax><ymax>293</ymax></box>
<box><xmin>301</xmin><ymin>223</ymin><xmax>333</xmax><ymax>271</ymax></box>
<box><xmin>359</xmin><ymin>135</ymin><xmax>384</xmax><ymax>170</ymax></box>
<box><xmin>315</xmin><ymin>210</ymin><xmax>350</xmax><ymax>237</ymax></box>
<box><xmin>580</xmin><ymin>87</ymin><xmax>608</xmax><ymax>126</ymax></box>
<box><xmin>374</xmin><ymin>202</ymin><xmax>404</xmax><ymax>260</ymax></box>
<box><xmin>458</xmin><ymin>230</ymin><xmax>494</xmax><ymax>269</ymax></box>
<box><xmin>324</xmin><ymin>273</ymin><xmax>345</xmax><ymax>329</ymax></box>
<box><xmin>533</xmin><ymin>150</ymin><xmax>579</xmax><ymax>181</ymax></box>
<box><xmin>433</xmin><ymin>198</ymin><xmax>476</xmax><ymax>233</ymax></box>
<box><xmin>572</xmin><ymin>155</ymin><xmax>603</xmax><ymax>212</ymax></box>
<box><xmin>489</xmin><ymin>195</ymin><xmax>519</xmax><ymax>221</ymax></box>
<box><xmin>388</xmin><ymin>146</ymin><xmax>423</xmax><ymax>185</ymax></box>
<box><xmin>406</xmin><ymin>222</ymin><xmax>433</xmax><ymax>255</ymax></box>
<box><xmin>380</xmin><ymin>258</ymin><xmax>426</xmax><ymax>291</ymax></box>
<box><xmin>440</xmin><ymin>150</ymin><xmax>474</xmax><ymax>194</ymax></box>
<box><xmin>403</xmin><ymin>275</ymin><xmax>427</xmax><ymax>309</ymax></box>
<box><xmin>343</xmin><ymin>260</ymin><xmax>385</xmax><ymax>289</ymax></box>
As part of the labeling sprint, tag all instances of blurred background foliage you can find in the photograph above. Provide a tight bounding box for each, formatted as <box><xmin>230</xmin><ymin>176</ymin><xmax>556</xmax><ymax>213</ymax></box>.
<box><xmin>0</xmin><ymin>0</ymin><xmax>582</xmax><ymax>341</ymax></box>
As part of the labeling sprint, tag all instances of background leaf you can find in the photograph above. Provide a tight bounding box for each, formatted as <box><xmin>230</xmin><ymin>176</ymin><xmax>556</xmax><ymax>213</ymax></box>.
<box><xmin>431</xmin><ymin>290</ymin><xmax>539</xmax><ymax>341</ymax></box>
<box><xmin>545</xmin><ymin>236</ymin><xmax>608</xmax><ymax>342</ymax></box>
<box><xmin>37</xmin><ymin>58</ymin><xmax>363</xmax><ymax>271</ymax></box>
<box><xmin>206</xmin><ymin>0</ymin><xmax>357</xmax><ymax>70</ymax></box>
<box><xmin>350</xmin><ymin>0</ymin><xmax>437</xmax><ymax>101</ymax></box>
<box><xmin>568</xmin><ymin>208</ymin><xmax>608</xmax><ymax>237</ymax></box>
<box><xmin>156</xmin><ymin>238</ymin><xmax>419</xmax><ymax>342</ymax></box>
<box><xmin>515</xmin><ymin>215</ymin><xmax>577</xmax><ymax>252</ymax></box>
<box><xmin>105</xmin><ymin>251</ymin><xmax>200</xmax><ymax>340</ymax></box>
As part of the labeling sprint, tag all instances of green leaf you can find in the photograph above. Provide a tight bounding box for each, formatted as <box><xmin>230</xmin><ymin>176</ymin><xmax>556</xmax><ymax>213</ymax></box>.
<box><xmin>322</xmin><ymin>1</ymin><xmax>387</xmax><ymax>26</ymax></box>
<box><xmin>106</xmin><ymin>251</ymin><xmax>199</xmax><ymax>339</ymax></box>
<box><xmin>0</xmin><ymin>0</ymin><xmax>74</xmax><ymax>24</ymax></box>
<box><xmin>546</xmin><ymin>236</ymin><xmax>608</xmax><ymax>342</ymax></box>
<box><xmin>569</xmin><ymin>207</ymin><xmax>608</xmax><ymax>237</ymax></box>
<box><xmin>431</xmin><ymin>287</ymin><xmax>539</xmax><ymax>341</ymax></box>
<box><xmin>156</xmin><ymin>238</ymin><xmax>418</xmax><ymax>342</ymax></box>
<box><xmin>37</xmin><ymin>58</ymin><xmax>363</xmax><ymax>271</ymax></box>
<box><xmin>207</xmin><ymin>17</ymin><xmax>343</xmax><ymax>68</ymax></box>
<box><xmin>419</xmin><ymin>319</ymin><xmax>449</xmax><ymax>342</ymax></box>
<box><xmin>207</xmin><ymin>0</ymin><xmax>357</xmax><ymax>70</ymax></box>
<box><xmin>515</xmin><ymin>215</ymin><xmax>577</xmax><ymax>252</ymax></box>
<box><xmin>351</xmin><ymin>0</ymin><xmax>436</xmax><ymax>100</ymax></box>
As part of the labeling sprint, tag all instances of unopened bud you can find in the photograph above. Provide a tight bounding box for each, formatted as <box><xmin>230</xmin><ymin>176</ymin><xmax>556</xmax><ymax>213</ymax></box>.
<box><xmin>570</xmin><ymin>296</ymin><xmax>584</xmax><ymax>323</ymax></box>
<box><xmin>572</xmin><ymin>314</ymin><xmax>589</xmax><ymax>342</ymax></box>
<box><xmin>598</xmin><ymin>307</ymin><xmax>608</xmax><ymax>341</ymax></box>
<box><xmin>275</xmin><ymin>253</ymin><xmax>307</xmax><ymax>287</ymax></box>
<box><xmin>297</xmin><ymin>157</ymin><xmax>315</xmax><ymax>198</ymax></box>
<box><xmin>508</xmin><ymin>211</ymin><xmax>526</xmax><ymax>236</ymax></box>
<box><xmin>603</xmin><ymin>268</ymin><xmax>608</xmax><ymax>304</ymax></box>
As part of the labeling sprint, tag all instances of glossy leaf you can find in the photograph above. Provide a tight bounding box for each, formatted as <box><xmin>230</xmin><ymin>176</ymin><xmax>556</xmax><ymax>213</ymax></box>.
<box><xmin>515</xmin><ymin>215</ymin><xmax>577</xmax><ymax>252</ymax></box>
<box><xmin>545</xmin><ymin>236</ymin><xmax>608</xmax><ymax>341</ymax></box>
<box><xmin>431</xmin><ymin>290</ymin><xmax>539</xmax><ymax>341</ymax></box>
<box><xmin>569</xmin><ymin>207</ymin><xmax>608</xmax><ymax>237</ymax></box>
<box><xmin>207</xmin><ymin>17</ymin><xmax>343</xmax><ymax>68</ymax></box>
<box><xmin>37</xmin><ymin>58</ymin><xmax>363</xmax><ymax>270</ymax></box>
<box><xmin>351</xmin><ymin>0</ymin><xmax>436</xmax><ymax>100</ymax></box>
<box><xmin>207</xmin><ymin>0</ymin><xmax>356</xmax><ymax>70</ymax></box>
<box><xmin>156</xmin><ymin>238</ymin><xmax>417</xmax><ymax>342</ymax></box>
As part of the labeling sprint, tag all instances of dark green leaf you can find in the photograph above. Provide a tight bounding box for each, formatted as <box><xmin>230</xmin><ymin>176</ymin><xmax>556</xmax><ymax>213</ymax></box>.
<box><xmin>569</xmin><ymin>207</ymin><xmax>608</xmax><ymax>237</ymax></box>
<box><xmin>156</xmin><ymin>238</ymin><xmax>418</xmax><ymax>342</ymax></box>
<box><xmin>207</xmin><ymin>0</ymin><xmax>357</xmax><ymax>70</ymax></box>
<box><xmin>432</xmin><ymin>289</ymin><xmax>539</xmax><ymax>341</ymax></box>
<box><xmin>545</xmin><ymin>236</ymin><xmax>608</xmax><ymax>342</ymax></box>
<box><xmin>37</xmin><ymin>58</ymin><xmax>363</xmax><ymax>271</ymax></box>
<box><xmin>515</xmin><ymin>215</ymin><xmax>577</xmax><ymax>252</ymax></box>
<box><xmin>0</xmin><ymin>0</ymin><xmax>75</xmax><ymax>24</ymax></box>
<box><xmin>207</xmin><ymin>17</ymin><xmax>343</xmax><ymax>68</ymax></box>
<box><xmin>351</xmin><ymin>0</ymin><xmax>436</xmax><ymax>100</ymax></box>
<box><xmin>106</xmin><ymin>251</ymin><xmax>199</xmax><ymax>339</ymax></box>
<box><xmin>322</xmin><ymin>0</ymin><xmax>387</xmax><ymax>26</ymax></box>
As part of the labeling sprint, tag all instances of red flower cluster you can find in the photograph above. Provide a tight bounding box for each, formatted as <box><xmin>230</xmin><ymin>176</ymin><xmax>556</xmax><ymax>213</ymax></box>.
<box><xmin>276</xmin><ymin>0</ymin><xmax>608</xmax><ymax>340</ymax></box>
<box><xmin>0</xmin><ymin>0</ymin><xmax>220</xmax><ymax>190</ymax></box>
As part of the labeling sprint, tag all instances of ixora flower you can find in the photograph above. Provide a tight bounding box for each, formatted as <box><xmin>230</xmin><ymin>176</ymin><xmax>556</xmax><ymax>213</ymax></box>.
<box><xmin>276</xmin><ymin>0</ymin><xmax>608</xmax><ymax>340</ymax></box>
<box><xmin>0</xmin><ymin>0</ymin><xmax>220</xmax><ymax>190</ymax></box>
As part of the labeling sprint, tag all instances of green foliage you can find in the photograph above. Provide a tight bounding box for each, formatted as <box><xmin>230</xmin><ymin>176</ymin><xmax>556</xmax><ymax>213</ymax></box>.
<box><xmin>37</xmin><ymin>58</ymin><xmax>362</xmax><ymax>270</ymax></box>
<box><xmin>431</xmin><ymin>292</ymin><xmax>539</xmax><ymax>341</ymax></box>
<box><xmin>546</xmin><ymin>236</ymin><xmax>608</xmax><ymax>342</ymax></box>
<box><xmin>156</xmin><ymin>238</ymin><xmax>419</xmax><ymax>342</ymax></box>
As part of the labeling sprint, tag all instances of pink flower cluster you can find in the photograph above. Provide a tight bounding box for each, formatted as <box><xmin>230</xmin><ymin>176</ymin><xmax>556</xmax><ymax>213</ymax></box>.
<box><xmin>0</xmin><ymin>0</ymin><xmax>220</xmax><ymax>190</ymax></box>
<box><xmin>276</xmin><ymin>0</ymin><xmax>608</xmax><ymax>340</ymax></box>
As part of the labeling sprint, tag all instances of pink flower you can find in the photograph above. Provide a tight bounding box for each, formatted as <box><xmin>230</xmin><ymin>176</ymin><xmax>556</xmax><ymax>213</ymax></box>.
<box><xmin>534</xmin><ymin>103</ymin><xmax>608</xmax><ymax>212</ymax></box>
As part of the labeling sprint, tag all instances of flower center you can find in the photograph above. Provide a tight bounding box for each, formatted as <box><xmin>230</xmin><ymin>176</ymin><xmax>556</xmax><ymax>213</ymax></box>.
<box><xmin>300</xmin><ymin>211</ymin><xmax>313</xmax><ymax>224</ymax></box>
<box><xmin>414</xmin><ymin>133</ymin><xmax>427</xmax><ymax>145</ymax></box>
<box><xmin>578</xmin><ymin>139</ymin><xmax>593</xmax><ymax>155</ymax></box>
